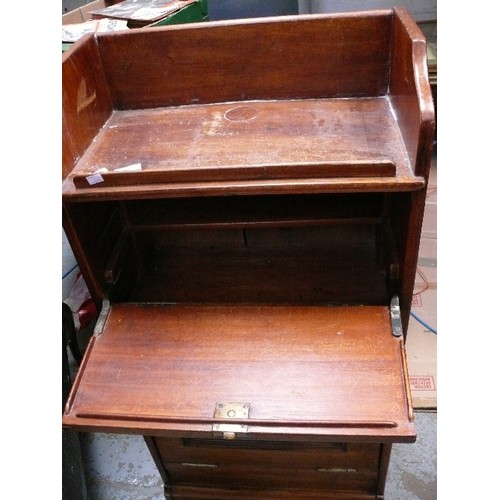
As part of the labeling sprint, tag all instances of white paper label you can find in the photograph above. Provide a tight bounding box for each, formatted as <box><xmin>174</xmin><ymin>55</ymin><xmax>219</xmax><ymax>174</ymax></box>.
<box><xmin>86</xmin><ymin>174</ymin><xmax>105</xmax><ymax>185</ymax></box>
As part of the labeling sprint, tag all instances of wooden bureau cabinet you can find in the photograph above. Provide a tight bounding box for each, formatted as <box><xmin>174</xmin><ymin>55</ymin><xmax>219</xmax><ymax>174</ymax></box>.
<box><xmin>62</xmin><ymin>7</ymin><xmax>434</xmax><ymax>499</ymax></box>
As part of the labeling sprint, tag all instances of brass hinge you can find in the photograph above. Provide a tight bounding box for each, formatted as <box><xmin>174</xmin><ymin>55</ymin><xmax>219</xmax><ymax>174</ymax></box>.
<box><xmin>390</xmin><ymin>295</ymin><xmax>403</xmax><ymax>337</ymax></box>
<box><xmin>93</xmin><ymin>298</ymin><xmax>111</xmax><ymax>337</ymax></box>
<box><xmin>212</xmin><ymin>402</ymin><xmax>250</xmax><ymax>439</ymax></box>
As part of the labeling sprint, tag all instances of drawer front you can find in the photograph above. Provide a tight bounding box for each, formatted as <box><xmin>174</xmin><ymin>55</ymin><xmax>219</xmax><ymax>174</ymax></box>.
<box><xmin>170</xmin><ymin>485</ymin><xmax>377</xmax><ymax>499</ymax></box>
<box><xmin>155</xmin><ymin>437</ymin><xmax>380</xmax><ymax>471</ymax></box>
<box><xmin>154</xmin><ymin>437</ymin><xmax>380</xmax><ymax>493</ymax></box>
<box><xmin>165</xmin><ymin>462</ymin><xmax>378</xmax><ymax>492</ymax></box>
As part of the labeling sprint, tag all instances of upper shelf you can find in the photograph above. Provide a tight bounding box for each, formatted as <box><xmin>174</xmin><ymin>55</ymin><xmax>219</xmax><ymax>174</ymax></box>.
<box><xmin>63</xmin><ymin>96</ymin><xmax>425</xmax><ymax>198</ymax></box>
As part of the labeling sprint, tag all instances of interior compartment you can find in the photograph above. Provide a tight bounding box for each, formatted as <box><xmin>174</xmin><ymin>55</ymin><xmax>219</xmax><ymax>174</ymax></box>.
<box><xmin>64</xmin><ymin>192</ymin><xmax>398</xmax><ymax>305</ymax></box>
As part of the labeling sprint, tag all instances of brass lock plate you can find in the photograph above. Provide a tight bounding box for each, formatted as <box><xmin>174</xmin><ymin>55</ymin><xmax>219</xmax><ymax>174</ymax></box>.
<box><xmin>213</xmin><ymin>402</ymin><xmax>250</xmax><ymax>439</ymax></box>
<box><xmin>214</xmin><ymin>402</ymin><xmax>250</xmax><ymax>419</ymax></box>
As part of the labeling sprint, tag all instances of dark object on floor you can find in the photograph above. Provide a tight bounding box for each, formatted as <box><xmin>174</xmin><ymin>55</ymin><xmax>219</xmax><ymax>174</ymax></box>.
<box><xmin>62</xmin><ymin>303</ymin><xmax>88</xmax><ymax>500</ymax></box>
<box><xmin>63</xmin><ymin>302</ymin><xmax>82</xmax><ymax>367</ymax></box>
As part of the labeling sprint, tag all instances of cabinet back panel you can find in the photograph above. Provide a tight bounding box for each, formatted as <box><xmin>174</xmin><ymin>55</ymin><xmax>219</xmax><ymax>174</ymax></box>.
<box><xmin>96</xmin><ymin>12</ymin><xmax>392</xmax><ymax>109</ymax></box>
<box><xmin>128</xmin><ymin>225</ymin><xmax>387</xmax><ymax>304</ymax></box>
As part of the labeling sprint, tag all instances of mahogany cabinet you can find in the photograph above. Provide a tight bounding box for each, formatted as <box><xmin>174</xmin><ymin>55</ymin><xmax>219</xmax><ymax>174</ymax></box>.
<box><xmin>62</xmin><ymin>7</ymin><xmax>435</xmax><ymax>499</ymax></box>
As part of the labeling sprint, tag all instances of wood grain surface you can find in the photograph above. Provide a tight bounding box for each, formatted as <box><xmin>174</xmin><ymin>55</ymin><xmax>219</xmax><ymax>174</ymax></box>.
<box><xmin>64</xmin><ymin>303</ymin><xmax>415</xmax><ymax>441</ymax></box>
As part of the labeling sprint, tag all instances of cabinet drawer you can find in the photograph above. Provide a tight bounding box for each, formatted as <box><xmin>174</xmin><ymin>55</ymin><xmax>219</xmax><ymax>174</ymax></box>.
<box><xmin>155</xmin><ymin>437</ymin><xmax>379</xmax><ymax>471</ymax></box>
<box><xmin>165</xmin><ymin>462</ymin><xmax>378</xmax><ymax>492</ymax></box>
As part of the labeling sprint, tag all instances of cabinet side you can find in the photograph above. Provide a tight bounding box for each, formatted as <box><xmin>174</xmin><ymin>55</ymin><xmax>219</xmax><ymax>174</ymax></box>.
<box><xmin>387</xmin><ymin>7</ymin><xmax>435</xmax><ymax>336</ymax></box>
<box><xmin>62</xmin><ymin>33</ymin><xmax>113</xmax><ymax>181</ymax></box>
<box><xmin>388</xmin><ymin>6</ymin><xmax>435</xmax><ymax>179</ymax></box>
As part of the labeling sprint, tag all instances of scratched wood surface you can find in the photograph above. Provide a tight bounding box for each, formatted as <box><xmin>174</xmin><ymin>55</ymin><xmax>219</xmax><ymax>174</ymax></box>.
<box><xmin>64</xmin><ymin>303</ymin><xmax>415</xmax><ymax>440</ymax></box>
<box><xmin>67</xmin><ymin>97</ymin><xmax>419</xmax><ymax>191</ymax></box>
<box><xmin>62</xmin><ymin>34</ymin><xmax>112</xmax><ymax>180</ymax></box>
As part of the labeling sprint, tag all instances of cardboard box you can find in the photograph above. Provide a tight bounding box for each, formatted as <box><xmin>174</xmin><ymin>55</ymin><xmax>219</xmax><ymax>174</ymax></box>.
<box><xmin>406</xmin><ymin>153</ymin><xmax>437</xmax><ymax>409</ymax></box>
<box><xmin>62</xmin><ymin>0</ymin><xmax>108</xmax><ymax>25</ymax></box>
<box><xmin>407</xmin><ymin>313</ymin><xmax>437</xmax><ymax>409</ymax></box>
<box><xmin>90</xmin><ymin>0</ymin><xmax>208</xmax><ymax>28</ymax></box>
<box><xmin>63</xmin><ymin>0</ymin><xmax>208</xmax><ymax>47</ymax></box>
<box><xmin>62</xmin><ymin>1</ymin><xmax>129</xmax><ymax>48</ymax></box>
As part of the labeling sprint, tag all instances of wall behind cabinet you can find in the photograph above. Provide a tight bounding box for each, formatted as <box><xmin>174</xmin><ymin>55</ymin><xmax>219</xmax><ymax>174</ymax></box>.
<box><xmin>298</xmin><ymin>0</ymin><xmax>436</xmax><ymax>22</ymax></box>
